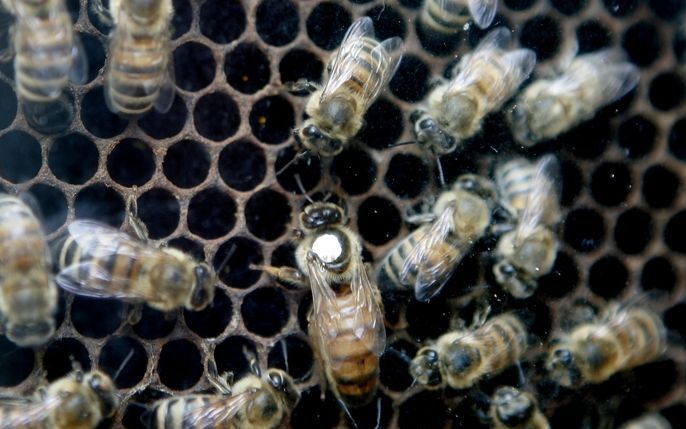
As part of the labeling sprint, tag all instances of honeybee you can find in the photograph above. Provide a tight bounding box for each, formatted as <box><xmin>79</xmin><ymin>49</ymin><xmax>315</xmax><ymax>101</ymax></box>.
<box><xmin>100</xmin><ymin>0</ymin><xmax>175</xmax><ymax>116</ymax></box>
<box><xmin>418</xmin><ymin>0</ymin><xmax>498</xmax><ymax>35</ymax></box>
<box><xmin>546</xmin><ymin>304</ymin><xmax>666</xmax><ymax>387</ymax></box>
<box><xmin>377</xmin><ymin>174</ymin><xmax>495</xmax><ymax>301</ymax></box>
<box><xmin>509</xmin><ymin>48</ymin><xmax>640</xmax><ymax>146</ymax></box>
<box><xmin>150</xmin><ymin>362</ymin><xmax>300</xmax><ymax>429</ymax></box>
<box><xmin>410</xmin><ymin>312</ymin><xmax>529</xmax><ymax>389</ymax></box>
<box><xmin>491</xmin><ymin>155</ymin><xmax>560</xmax><ymax>298</ymax></box>
<box><xmin>618</xmin><ymin>414</ymin><xmax>672</xmax><ymax>429</ymax></box>
<box><xmin>0</xmin><ymin>194</ymin><xmax>56</xmax><ymax>346</ymax></box>
<box><xmin>490</xmin><ymin>386</ymin><xmax>549</xmax><ymax>429</ymax></box>
<box><xmin>257</xmin><ymin>202</ymin><xmax>386</xmax><ymax>408</ymax></box>
<box><xmin>412</xmin><ymin>27</ymin><xmax>535</xmax><ymax>156</ymax></box>
<box><xmin>293</xmin><ymin>16</ymin><xmax>402</xmax><ymax>157</ymax></box>
<box><xmin>0</xmin><ymin>369</ymin><xmax>118</xmax><ymax>429</ymax></box>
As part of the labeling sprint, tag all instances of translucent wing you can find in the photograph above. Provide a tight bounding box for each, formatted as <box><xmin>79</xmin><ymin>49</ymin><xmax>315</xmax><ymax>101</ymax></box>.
<box><xmin>362</xmin><ymin>35</ymin><xmax>403</xmax><ymax>107</ymax></box>
<box><xmin>184</xmin><ymin>391</ymin><xmax>256</xmax><ymax>429</ymax></box>
<box><xmin>514</xmin><ymin>155</ymin><xmax>559</xmax><ymax>244</ymax></box>
<box><xmin>468</xmin><ymin>0</ymin><xmax>498</xmax><ymax>29</ymax></box>
<box><xmin>400</xmin><ymin>203</ymin><xmax>460</xmax><ymax>301</ymax></box>
<box><xmin>348</xmin><ymin>252</ymin><xmax>386</xmax><ymax>356</ymax></box>
<box><xmin>307</xmin><ymin>252</ymin><xmax>342</xmax><ymax>343</ymax></box>
<box><xmin>153</xmin><ymin>51</ymin><xmax>175</xmax><ymax>113</ymax></box>
<box><xmin>474</xmin><ymin>26</ymin><xmax>511</xmax><ymax>52</ymax></box>
<box><xmin>583</xmin><ymin>49</ymin><xmax>640</xmax><ymax>104</ymax></box>
<box><xmin>68</xmin><ymin>34</ymin><xmax>89</xmax><ymax>85</ymax></box>
<box><xmin>0</xmin><ymin>396</ymin><xmax>61</xmax><ymax>429</ymax></box>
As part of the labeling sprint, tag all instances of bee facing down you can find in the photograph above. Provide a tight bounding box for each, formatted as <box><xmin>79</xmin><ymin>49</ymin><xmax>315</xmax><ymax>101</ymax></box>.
<box><xmin>509</xmin><ymin>48</ymin><xmax>639</xmax><ymax>146</ymax></box>
<box><xmin>0</xmin><ymin>194</ymin><xmax>56</xmax><ymax>346</ymax></box>
<box><xmin>490</xmin><ymin>386</ymin><xmax>549</xmax><ymax>429</ymax></box>
<box><xmin>377</xmin><ymin>174</ymin><xmax>495</xmax><ymax>301</ymax></box>
<box><xmin>418</xmin><ymin>0</ymin><xmax>498</xmax><ymax>35</ymax></box>
<box><xmin>546</xmin><ymin>304</ymin><xmax>666</xmax><ymax>387</ymax></box>
<box><xmin>293</xmin><ymin>17</ymin><xmax>402</xmax><ymax>157</ymax></box>
<box><xmin>618</xmin><ymin>414</ymin><xmax>672</xmax><ymax>429</ymax></box>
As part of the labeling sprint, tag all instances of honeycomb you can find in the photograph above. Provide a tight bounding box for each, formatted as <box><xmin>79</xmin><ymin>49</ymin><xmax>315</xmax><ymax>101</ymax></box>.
<box><xmin>0</xmin><ymin>0</ymin><xmax>684</xmax><ymax>427</ymax></box>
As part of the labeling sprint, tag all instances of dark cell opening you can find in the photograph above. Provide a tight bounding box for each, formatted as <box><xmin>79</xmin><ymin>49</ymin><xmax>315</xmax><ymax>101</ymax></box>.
<box><xmin>519</xmin><ymin>15</ymin><xmax>561</xmax><ymax>61</ymax></box>
<box><xmin>87</xmin><ymin>0</ymin><xmax>111</xmax><ymax>34</ymax></box>
<box><xmin>306</xmin><ymin>2</ymin><xmax>352</xmax><ymax>50</ymax></box>
<box><xmin>158</xmin><ymin>339</ymin><xmax>203</xmax><ymax>390</ymax></box>
<box><xmin>380</xmin><ymin>339</ymin><xmax>418</xmax><ymax>391</ymax></box>
<box><xmin>167</xmin><ymin>236</ymin><xmax>205</xmax><ymax>262</ymax></box>
<box><xmin>137</xmin><ymin>188</ymin><xmax>180</xmax><ymax>239</ymax></box>
<box><xmin>642</xmin><ymin>165</ymin><xmax>680</xmax><ymax>209</ymax></box>
<box><xmin>219</xmin><ymin>139</ymin><xmax>267</xmax><ymax>192</ymax></box>
<box><xmin>187</xmin><ymin>187</ymin><xmax>237</xmax><ymax>239</ymax></box>
<box><xmin>107</xmin><ymin>138</ymin><xmax>155</xmax><ymax>187</ymax></box>
<box><xmin>466</xmin><ymin>14</ymin><xmax>512</xmax><ymax>50</ymax></box>
<box><xmin>564</xmin><ymin>208</ymin><xmax>605</xmax><ymax>252</ymax></box>
<box><xmin>415</xmin><ymin>19</ymin><xmax>461</xmax><ymax>56</ymax></box>
<box><xmin>74</xmin><ymin>183</ymin><xmax>125</xmax><ymax>227</ymax></box>
<box><xmin>0</xmin><ymin>130</ymin><xmax>41</xmax><ymax>183</ymax></box>
<box><xmin>588</xmin><ymin>255</ymin><xmax>629</xmax><ymax>298</ymax></box>
<box><xmin>242</xmin><ymin>287</ymin><xmax>289</xmax><ymax>337</ymax></box>
<box><xmin>357</xmin><ymin>196</ymin><xmax>401</xmax><ymax>245</ymax></box>
<box><xmin>331</xmin><ymin>148</ymin><xmax>377</xmax><ymax>195</ymax></box>
<box><xmin>641</xmin><ymin>256</ymin><xmax>677</xmax><ymax>294</ymax></box>
<box><xmin>399</xmin><ymin>0</ymin><xmax>422</xmax><ymax>7</ymax></box>
<box><xmin>561</xmin><ymin>117</ymin><xmax>612</xmax><ymax>160</ymax></box>
<box><xmin>122</xmin><ymin>403</ymin><xmax>148</xmax><ymax>429</ymax></box>
<box><xmin>576</xmin><ymin>20</ymin><xmax>611</xmax><ymax>54</ymax></box>
<box><xmin>590</xmin><ymin>162</ymin><xmax>632</xmax><ymax>207</ymax></box>
<box><xmin>132</xmin><ymin>306</ymin><xmax>177</xmax><ymax>340</ymax></box>
<box><xmin>298</xmin><ymin>293</ymin><xmax>312</xmax><ymax>333</ymax></box>
<box><xmin>249</xmin><ymin>95</ymin><xmax>295</xmax><ymax>144</ymax></box>
<box><xmin>617</xmin><ymin>115</ymin><xmax>657</xmax><ymax>159</ymax></box>
<box><xmin>0</xmin><ymin>80</ymin><xmax>16</xmax><ymax>129</ymax></box>
<box><xmin>560</xmin><ymin>160</ymin><xmax>583</xmax><ymax>207</ymax></box>
<box><xmin>614</xmin><ymin>208</ymin><xmax>653</xmax><ymax>255</ymax></box>
<box><xmin>71</xmin><ymin>296</ymin><xmax>124</xmax><ymax>338</ymax></box>
<box><xmin>389</xmin><ymin>56</ymin><xmax>430</xmax><ymax>103</ymax></box>
<box><xmin>664</xmin><ymin>210</ymin><xmax>686</xmax><ymax>253</ymax></box>
<box><xmin>245</xmin><ymin>189</ymin><xmax>292</xmax><ymax>241</ymax></box>
<box><xmin>80</xmin><ymin>32</ymin><xmax>106</xmax><ymax>84</ymax></box>
<box><xmin>214</xmin><ymin>336</ymin><xmax>258</xmax><ymax>380</ymax></box>
<box><xmin>551</xmin><ymin>0</ymin><xmax>587</xmax><ymax>15</ymax></box>
<box><xmin>81</xmin><ymin>86</ymin><xmax>128</xmax><ymax>138</ymax></box>
<box><xmin>602</xmin><ymin>0</ymin><xmax>638</xmax><ymax>16</ymax></box>
<box><xmin>384</xmin><ymin>153</ymin><xmax>429</xmax><ymax>199</ymax></box>
<box><xmin>649</xmin><ymin>72</ymin><xmax>685</xmax><ymax>111</ymax></box>
<box><xmin>406</xmin><ymin>299</ymin><xmax>451</xmax><ymax>342</ymax></box>
<box><xmin>49</xmin><ymin>133</ymin><xmax>99</xmax><ymax>185</ymax></box>
<box><xmin>504</xmin><ymin>0</ymin><xmax>538</xmax><ymax>10</ymax></box>
<box><xmin>358</xmin><ymin>98</ymin><xmax>404</xmax><ymax>149</ymax></box>
<box><xmin>537</xmin><ymin>252</ymin><xmax>579</xmax><ymax>299</ymax></box>
<box><xmin>663</xmin><ymin>405</ymin><xmax>686</xmax><ymax>429</ymax></box>
<box><xmin>194</xmin><ymin>92</ymin><xmax>241</xmax><ymax>142</ymax></box>
<box><xmin>631</xmin><ymin>360</ymin><xmax>679</xmax><ymax>402</ymax></box>
<box><xmin>43</xmin><ymin>337</ymin><xmax>90</xmax><ymax>381</ymax></box>
<box><xmin>290</xmin><ymin>386</ymin><xmax>341</xmax><ymax>429</ymax></box>
<box><xmin>267</xmin><ymin>335</ymin><xmax>314</xmax><ymax>382</ymax></box>
<box><xmin>669</xmin><ymin>117</ymin><xmax>686</xmax><ymax>161</ymax></box>
<box><xmin>225</xmin><ymin>43</ymin><xmax>271</xmax><ymax>94</ymax></box>
<box><xmin>275</xmin><ymin>146</ymin><xmax>322</xmax><ymax>194</ymax></box>
<box><xmin>173</xmin><ymin>42</ymin><xmax>215</xmax><ymax>92</ymax></box>
<box><xmin>23</xmin><ymin>93</ymin><xmax>77</xmax><ymax>135</ymax></box>
<box><xmin>215</xmin><ymin>236</ymin><xmax>263</xmax><ymax>289</ymax></box>
<box><xmin>279</xmin><ymin>49</ymin><xmax>324</xmax><ymax>89</ymax></box>
<box><xmin>98</xmin><ymin>336</ymin><xmax>147</xmax><ymax>389</ymax></box>
<box><xmin>622</xmin><ymin>22</ymin><xmax>661</xmax><ymax>68</ymax></box>
<box><xmin>28</xmin><ymin>184</ymin><xmax>68</xmax><ymax>234</ymax></box>
<box><xmin>398</xmin><ymin>391</ymin><xmax>448</xmax><ymax>429</ymax></box>
<box><xmin>55</xmin><ymin>290</ymin><xmax>68</xmax><ymax>330</ymax></box>
<box><xmin>163</xmin><ymin>139</ymin><xmax>210</xmax><ymax>188</ymax></box>
<box><xmin>0</xmin><ymin>336</ymin><xmax>34</xmax><ymax>386</ymax></box>
<box><xmin>345</xmin><ymin>393</ymin><xmax>393</xmax><ymax>429</ymax></box>
<box><xmin>138</xmin><ymin>96</ymin><xmax>187</xmax><ymax>139</ymax></box>
<box><xmin>184</xmin><ymin>287</ymin><xmax>231</xmax><ymax>338</ymax></box>
<box><xmin>66</xmin><ymin>0</ymin><xmax>79</xmax><ymax>22</ymax></box>
<box><xmin>648</xmin><ymin>0</ymin><xmax>685</xmax><ymax>20</ymax></box>
<box><xmin>199</xmin><ymin>0</ymin><xmax>246</xmax><ymax>44</ymax></box>
<box><xmin>171</xmin><ymin>0</ymin><xmax>192</xmax><ymax>39</ymax></box>
<box><xmin>664</xmin><ymin>302</ymin><xmax>686</xmax><ymax>339</ymax></box>
<box><xmin>365</xmin><ymin>5</ymin><xmax>406</xmax><ymax>40</ymax></box>
<box><xmin>256</xmin><ymin>0</ymin><xmax>299</xmax><ymax>46</ymax></box>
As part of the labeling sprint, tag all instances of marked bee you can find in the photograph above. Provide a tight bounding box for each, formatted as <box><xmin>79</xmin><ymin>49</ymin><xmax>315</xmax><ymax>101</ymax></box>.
<box><xmin>492</xmin><ymin>155</ymin><xmax>560</xmax><ymax>299</ymax></box>
<box><xmin>509</xmin><ymin>48</ymin><xmax>640</xmax><ymax>146</ymax></box>
<box><xmin>0</xmin><ymin>194</ymin><xmax>56</xmax><ymax>346</ymax></box>
<box><xmin>546</xmin><ymin>304</ymin><xmax>666</xmax><ymax>387</ymax></box>
<box><xmin>410</xmin><ymin>312</ymin><xmax>529</xmax><ymax>389</ymax></box>
<box><xmin>257</xmin><ymin>201</ymin><xmax>386</xmax><ymax>409</ymax></box>
<box><xmin>418</xmin><ymin>0</ymin><xmax>498</xmax><ymax>35</ymax></box>
<box><xmin>412</xmin><ymin>27</ymin><xmax>535</xmax><ymax>156</ymax></box>
<box><xmin>377</xmin><ymin>174</ymin><xmax>495</xmax><ymax>302</ymax></box>
<box><xmin>0</xmin><ymin>369</ymin><xmax>118</xmax><ymax>429</ymax></box>
<box><xmin>490</xmin><ymin>386</ymin><xmax>549</xmax><ymax>429</ymax></box>
<box><xmin>618</xmin><ymin>414</ymin><xmax>672</xmax><ymax>429</ymax></box>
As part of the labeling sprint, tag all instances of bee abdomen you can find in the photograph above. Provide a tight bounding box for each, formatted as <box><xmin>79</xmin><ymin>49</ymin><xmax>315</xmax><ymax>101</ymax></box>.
<box><xmin>339</xmin><ymin>37</ymin><xmax>391</xmax><ymax>99</ymax></box>
<box><xmin>152</xmin><ymin>396</ymin><xmax>222</xmax><ymax>429</ymax></box>
<box><xmin>419</xmin><ymin>0</ymin><xmax>469</xmax><ymax>35</ymax></box>
<box><xmin>482</xmin><ymin>315</ymin><xmax>528</xmax><ymax>371</ymax></box>
<box><xmin>615</xmin><ymin>309</ymin><xmax>665</xmax><ymax>370</ymax></box>
<box><xmin>378</xmin><ymin>227</ymin><xmax>425</xmax><ymax>292</ymax></box>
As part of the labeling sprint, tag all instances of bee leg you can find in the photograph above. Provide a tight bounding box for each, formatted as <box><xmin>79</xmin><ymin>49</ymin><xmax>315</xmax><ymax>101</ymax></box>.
<box><xmin>125</xmin><ymin>191</ymin><xmax>150</xmax><ymax>243</ymax></box>
<box><xmin>404</xmin><ymin>212</ymin><xmax>436</xmax><ymax>225</ymax></box>
<box><xmin>284</xmin><ymin>79</ymin><xmax>319</xmax><ymax>95</ymax></box>
<box><xmin>126</xmin><ymin>303</ymin><xmax>143</xmax><ymax>325</ymax></box>
<box><xmin>207</xmin><ymin>357</ymin><xmax>233</xmax><ymax>395</ymax></box>
<box><xmin>251</xmin><ymin>264</ymin><xmax>306</xmax><ymax>288</ymax></box>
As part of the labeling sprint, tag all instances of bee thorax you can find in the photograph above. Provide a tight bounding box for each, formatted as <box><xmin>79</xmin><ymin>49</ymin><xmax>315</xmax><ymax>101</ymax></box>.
<box><xmin>312</xmin><ymin>234</ymin><xmax>343</xmax><ymax>263</ymax></box>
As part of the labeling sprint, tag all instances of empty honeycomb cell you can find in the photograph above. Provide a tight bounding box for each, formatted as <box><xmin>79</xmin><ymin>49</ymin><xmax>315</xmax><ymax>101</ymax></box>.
<box><xmin>384</xmin><ymin>153</ymin><xmax>429</xmax><ymax>199</ymax></box>
<box><xmin>66</xmin><ymin>0</ymin><xmax>78</xmax><ymax>22</ymax></box>
<box><xmin>0</xmin><ymin>336</ymin><xmax>33</xmax><ymax>387</ymax></box>
<box><xmin>54</xmin><ymin>290</ymin><xmax>68</xmax><ymax>331</ymax></box>
<box><xmin>0</xmin><ymin>130</ymin><xmax>41</xmax><ymax>183</ymax></box>
<box><xmin>537</xmin><ymin>251</ymin><xmax>580</xmax><ymax>299</ymax></box>
<box><xmin>550</xmin><ymin>401</ymin><xmax>601</xmax><ymax>429</ymax></box>
<box><xmin>357</xmin><ymin>196</ymin><xmax>401</xmax><ymax>245</ymax></box>
<box><xmin>358</xmin><ymin>98</ymin><xmax>404</xmax><ymax>149</ymax></box>
<box><xmin>74</xmin><ymin>183</ymin><xmax>125</xmax><ymax>227</ymax></box>
<box><xmin>215</xmin><ymin>236</ymin><xmax>263</xmax><ymax>289</ymax></box>
<box><xmin>331</xmin><ymin>148</ymin><xmax>377</xmax><ymax>195</ymax></box>
<box><xmin>183</xmin><ymin>287</ymin><xmax>232</xmax><ymax>338</ymax></box>
<box><xmin>187</xmin><ymin>187</ymin><xmax>237</xmax><ymax>239</ymax></box>
<box><xmin>415</xmin><ymin>18</ymin><xmax>461</xmax><ymax>56</ymax></box>
<box><xmin>399</xmin><ymin>0</ymin><xmax>422</xmax><ymax>7</ymax></box>
<box><xmin>28</xmin><ymin>183</ymin><xmax>68</xmax><ymax>234</ymax></box>
<box><xmin>551</xmin><ymin>0</ymin><xmax>587</xmax><ymax>15</ymax></box>
<box><xmin>213</xmin><ymin>335</ymin><xmax>258</xmax><ymax>379</ymax></box>
<box><xmin>504</xmin><ymin>0</ymin><xmax>538</xmax><ymax>10</ymax></box>
<box><xmin>380</xmin><ymin>339</ymin><xmax>418</xmax><ymax>392</ymax></box>
<box><xmin>617</xmin><ymin>114</ymin><xmax>657</xmax><ymax>159</ymax></box>
<box><xmin>389</xmin><ymin>55</ymin><xmax>430</xmax><ymax>103</ymax></box>
<box><xmin>225</xmin><ymin>43</ymin><xmax>271</xmax><ymax>94</ymax></box>
<box><xmin>279</xmin><ymin>49</ymin><xmax>324</xmax><ymax>89</ymax></box>
<box><xmin>0</xmin><ymin>80</ymin><xmax>16</xmax><ymax>129</ymax></box>
<box><xmin>98</xmin><ymin>336</ymin><xmax>147</xmax><ymax>389</ymax></box>
<box><xmin>648</xmin><ymin>0</ymin><xmax>685</xmax><ymax>20</ymax></box>
<box><xmin>405</xmin><ymin>299</ymin><xmax>451</xmax><ymax>342</ymax></box>
<box><xmin>194</xmin><ymin>92</ymin><xmax>241</xmax><ymax>142</ymax></box>
<box><xmin>43</xmin><ymin>338</ymin><xmax>91</xmax><ymax>382</ymax></box>
<box><xmin>157</xmin><ymin>338</ymin><xmax>203</xmax><ymax>390</ymax></box>
<box><xmin>576</xmin><ymin>20</ymin><xmax>611</xmax><ymax>54</ymax></box>
<box><xmin>562</xmin><ymin>117</ymin><xmax>612</xmax><ymax>160</ymax></box>
<box><xmin>564</xmin><ymin>207</ymin><xmax>605</xmax><ymax>252</ymax></box>
<box><xmin>398</xmin><ymin>391</ymin><xmax>448</xmax><ymax>429</ymax></box>
<box><xmin>631</xmin><ymin>360</ymin><xmax>679</xmax><ymax>402</ymax></box>
<box><xmin>560</xmin><ymin>160</ymin><xmax>583</xmax><ymax>207</ymax></box>
<box><xmin>641</xmin><ymin>256</ymin><xmax>677</xmax><ymax>293</ymax></box>
<box><xmin>138</xmin><ymin>96</ymin><xmax>187</xmax><ymax>139</ymax></box>
<box><xmin>245</xmin><ymin>188</ymin><xmax>292</xmax><ymax>241</ymax></box>
<box><xmin>297</xmin><ymin>293</ymin><xmax>312</xmax><ymax>333</ymax></box>
<box><xmin>218</xmin><ymin>139</ymin><xmax>267</xmax><ymax>192</ymax></box>
<box><xmin>267</xmin><ymin>335</ymin><xmax>314</xmax><ymax>382</ymax></box>
<box><xmin>365</xmin><ymin>5</ymin><xmax>406</xmax><ymax>41</ymax></box>
<box><xmin>81</xmin><ymin>86</ymin><xmax>128</xmax><ymax>138</ymax></box>
<box><xmin>249</xmin><ymin>95</ymin><xmax>295</xmax><ymax>144</ymax></box>
<box><xmin>242</xmin><ymin>287</ymin><xmax>289</xmax><ymax>337</ymax></box>
<box><xmin>271</xmin><ymin>242</ymin><xmax>297</xmax><ymax>269</ymax></box>
<box><xmin>198</xmin><ymin>0</ymin><xmax>246</xmax><ymax>44</ymax></box>
<box><xmin>675</xmin><ymin>25</ymin><xmax>686</xmax><ymax>63</ymax></box>
<box><xmin>588</xmin><ymin>255</ymin><xmax>629</xmax><ymax>298</ymax></box>
<box><xmin>649</xmin><ymin>72</ymin><xmax>685</xmax><ymax>111</ymax></box>
<box><xmin>163</xmin><ymin>139</ymin><xmax>210</xmax><ymax>189</ymax></box>
<box><xmin>664</xmin><ymin>302</ymin><xmax>686</xmax><ymax>339</ymax></box>
<box><xmin>614</xmin><ymin>208</ymin><xmax>653</xmax><ymax>255</ymax></box>
<box><xmin>664</xmin><ymin>210</ymin><xmax>686</xmax><ymax>253</ymax></box>
<box><xmin>80</xmin><ymin>32</ymin><xmax>105</xmax><ymax>84</ymax></box>
<box><xmin>668</xmin><ymin>117</ymin><xmax>686</xmax><ymax>161</ymax></box>
<box><xmin>663</xmin><ymin>405</ymin><xmax>686</xmax><ymax>429</ymax></box>
<box><xmin>132</xmin><ymin>306</ymin><xmax>177</xmax><ymax>340</ymax></box>
<box><xmin>590</xmin><ymin>162</ymin><xmax>632</xmax><ymax>207</ymax></box>
<box><xmin>137</xmin><ymin>188</ymin><xmax>180</xmax><ymax>239</ymax></box>
<box><xmin>519</xmin><ymin>15</ymin><xmax>561</xmax><ymax>61</ymax></box>
<box><xmin>256</xmin><ymin>0</ymin><xmax>299</xmax><ymax>47</ymax></box>
<box><xmin>48</xmin><ymin>133</ymin><xmax>99</xmax><ymax>185</ymax></box>
<box><xmin>602</xmin><ymin>0</ymin><xmax>638</xmax><ymax>16</ymax></box>
<box><xmin>642</xmin><ymin>165</ymin><xmax>680</xmax><ymax>209</ymax></box>
<box><xmin>290</xmin><ymin>386</ymin><xmax>340</xmax><ymax>429</ymax></box>
<box><xmin>171</xmin><ymin>0</ymin><xmax>192</xmax><ymax>39</ymax></box>
<box><xmin>306</xmin><ymin>2</ymin><xmax>352</xmax><ymax>50</ymax></box>
<box><xmin>173</xmin><ymin>42</ymin><xmax>215</xmax><ymax>92</ymax></box>
<box><xmin>107</xmin><ymin>138</ymin><xmax>155</xmax><ymax>187</ymax></box>
<box><xmin>168</xmin><ymin>236</ymin><xmax>206</xmax><ymax>261</ymax></box>
<box><xmin>71</xmin><ymin>296</ymin><xmax>125</xmax><ymax>339</ymax></box>
<box><xmin>122</xmin><ymin>402</ymin><xmax>148</xmax><ymax>429</ymax></box>
<box><xmin>346</xmin><ymin>393</ymin><xmax>392</xmax><ymax>429</ymax></box>
<box><xmin>275</xmin><ymin>146</ymin><xmax>322</xmax><ymax>194</ymax></box>
<box><xmin>622</xmin><ymin>21</ymin><xmax>661</xmax><ymax>68</ymax></box>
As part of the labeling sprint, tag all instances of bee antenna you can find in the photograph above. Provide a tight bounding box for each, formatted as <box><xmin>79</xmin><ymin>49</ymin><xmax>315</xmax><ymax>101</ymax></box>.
<box><xmin>276</xmin><ymin>149</ymin><xmax>308</xmax><ymax>176</ymax></box>
<box><xmin>113</xmin><ymin>349</ymin><xmax>135</xmax><ymax>382</ymax></box>
<box><xmin>388</xmin><ymin>140</ymin><xmax>417</xmax><ymax>148</ymax></box>
<box><xmin>338</xmin><ymin>398</ymin><xmax>359</xmax><ymax>429</ymax></box>
<box><xmin>280</xmin><ymin>338</ymin><xmax>290</xmax><ymax>374</ymax></box>
<box><xmin>436</xmin><ymin>158</ymin><xmax>446</xmax><ymax>188</ymax></box>
<box><xmin>216</xmin><ymin>243</ymin><xmax>237</xmax><ymax>275</ymax></box>
<box><xmin>294</xmin><ymin>174</ymin><xmax>314</xmax><ymax>204</ymax></box>
<box><xmin>387</xmin><ymin>347</ymin><xmax>412</xmax><ymax>364</ymax></box>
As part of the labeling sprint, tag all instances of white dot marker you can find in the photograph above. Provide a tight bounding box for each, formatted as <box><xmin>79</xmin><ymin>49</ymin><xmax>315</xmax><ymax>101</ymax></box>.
<box><xmin>312</xmin><ymin>233</ymin><xmax>342</xmax><ymax>263</ymax></box>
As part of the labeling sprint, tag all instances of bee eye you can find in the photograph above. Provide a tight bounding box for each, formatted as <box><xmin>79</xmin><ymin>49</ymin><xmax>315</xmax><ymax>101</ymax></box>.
<box><xmin>499</xmin><ymin>263</ymin><xmax>517</xmax><ymax>277</ymax></box>
<box><xmin>555</xmin><ymin>349</ymin><xmax>573</xmax><ymax>365</ymax></box>
<box><xmin>303</xmin><ymin>125</ymin><xmax>321</xmax><ymax>139</ymax></box>
<box><xmin>268</xmin><ymin>371</ymin><xmax>285</xmax><ymax>390</ymax></box>
<box><xmin>419</xmin><ymin>118</ymin><xmax>437</xmax><ymax>131</ymax></box>
<box><xmin>421</xmin><ymin>349</ymin><xmax>439</xmax><ymax>364</ymax></box>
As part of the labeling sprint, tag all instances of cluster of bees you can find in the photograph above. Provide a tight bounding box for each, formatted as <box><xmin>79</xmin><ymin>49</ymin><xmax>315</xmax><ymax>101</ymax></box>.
<box><xmin>0</xmin><ymin>0</ymin><xmax>676</xmax><ymax>428</ymax></box>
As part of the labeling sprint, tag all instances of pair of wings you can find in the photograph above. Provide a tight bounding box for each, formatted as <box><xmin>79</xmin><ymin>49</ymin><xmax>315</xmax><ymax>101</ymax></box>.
<box><xmin>437</xmin><ymin>0</ymin><xmax>498</xmax><ymax>29</ymax></box>
<box><xmin>320</xmin><ymin>17</ymin><xmax>403</xmax><ymax>111</ymax></box>
<box><xmin>0</xmin><ymin>395</ymin><xmax>63</xmax><ymax>429</ymax></box>
<box><xmin>159</xmin><ymin>390</ymin><xmax>257</xmax><ymax>429</ymax></box>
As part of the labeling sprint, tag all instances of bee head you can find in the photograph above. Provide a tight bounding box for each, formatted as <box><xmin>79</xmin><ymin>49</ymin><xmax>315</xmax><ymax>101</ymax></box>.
<box><xmin>411</xmin><ymin>110</ymin><xmax>456</xmax><ymax>155</ymax></box>
<box><xmin>409</xmin><ymin>348</ymin><xmax>443</xmax><ymax>389</ymax></box>
<box><xmin>492</xmin><ymin>387</ymin><xmax>535</xmax><ymax>427</ymax></box>
<box><xmin>300</xmin><ymin>202</ymin><xmax>346</xmax><ymax>230</ymax></box>
<box><xmin>266</xmin><ymin>369</ymin><xmax>301</xmax><ymax>411</ymax></box>
<box><xmin>443</xmin><ymin>343</ymin><xmax>482</xmax><ymax>381</ymax></box>
<box><xmin>83</xmin><ymin>370</ymin><xmax>119</xmax><ymax>418</ymax></box>
<box><xmin>295</xmin><ymin>123</ymin><xmax>343</xmax><ymax>157</ymax></box>
<box><xmin>546</xmin><ymin>346</ymin><xmax>582</xmax><ymax>387</ymax></box>
<box><xmin>189</xmin><ymin>263</ymin><xmax>216</xmax><ymax>311</ymax></box>
<box><xmin>454</xmin><ymin>174</ymin><xmax>496</xmax><ymax>201</ymax></box>
<box><xmin>443</xmin><ymin>94</ymin><xmax>477</xmax><ymax>132</ymax></box>
<box><xmin>493</xmin><ymin>260</ymin><xmax>535</xmax><ymax>299</ymax></box>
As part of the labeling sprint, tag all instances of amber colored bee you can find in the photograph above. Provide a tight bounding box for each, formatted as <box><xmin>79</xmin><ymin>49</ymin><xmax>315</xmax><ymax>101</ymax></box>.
<box><xmin>418</xmin><ymin>0</ymin><xmax>498</xmax><ymax>35</ymax></box>
<box><xmin>490</xmin><ymin>386</ymin><xmax>549</xmax><ymax>429</ymax></box>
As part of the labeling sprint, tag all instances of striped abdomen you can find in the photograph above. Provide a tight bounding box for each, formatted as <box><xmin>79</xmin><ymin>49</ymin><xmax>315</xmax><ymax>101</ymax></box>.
<box><xmin>495</xmin><ymin>158</ymin><xmax>537</xmax><ymax>217</ymax></box>
<box><xmin>476</xmin><ymin>314</ymin><xmax>528</xmax><ymax>374</ymax></box>
<box><xmin>609</xmin><ymin>308</ymin><xmax>665</xmax><ymax>372</ymax></box>
<box><xmin>419</xmin><ymin>0</ymin><xmax>469</xmax><ymax>35</ymax></box>
<box><xmin>335</xmin><ymin>37</ymin><xmax>394</xmax><ymax>101</ymax></box>
<box><xmin>152</xmin><ymin>395</ymin><xmax>237</xmax><ymax>429</ymax></box>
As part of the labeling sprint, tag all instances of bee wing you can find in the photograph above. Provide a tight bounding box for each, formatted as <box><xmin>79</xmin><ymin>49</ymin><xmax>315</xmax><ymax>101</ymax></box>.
<box><xmin>400</xmin><ymin>203</ymin><xmax>460</xmax><ymax>301</ymax></box>
<box><xmin>307</xmin><ymin>252</ymin><xmax>343</xmax><ymax>339</ymax></box>
<box><xmin>474</xmin><ymin>26</ymin><xmax>511</xmax><ymax>52</ymax></box>
<box><xmin>184</xmin><ymin>391</ymin><xmax>256</xmax><ymax>429</ymax></box>
<box><xmin>153</xmin><ymin>39</ymin><xmax>175</xmax><ymax>113</ymax></box>
<box><xmin>513</xmin><ymin>155</ymin><xmax>559</xmax><ymax>243</ymax></box>
<box><xmin>468</xmin><ymin>0</ymin><xmax>498</xmax><ymax>29</ymax></box>
<box><xmin>583</xmin><ymin>49</ymin><xmax>640</xmax><ymax>104</ymax></box>
<box><xmin>0</xmin><ymin>395</ymin><xmax>61</xmax><ymax>428</ymax></box>
<box><xmin>68</xmin><ymin>34</ymin><xmax>89</xmax><ymax>85</ymax></box>
<box><xmin>501</xmin><ymin>49</ymin><xmax>537</xmax><ymax>86</ymax></box>
<box><xmin>349</xmin><ymin>252</ymin><xmax>386</xmax><ymax>356</ymax></box>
